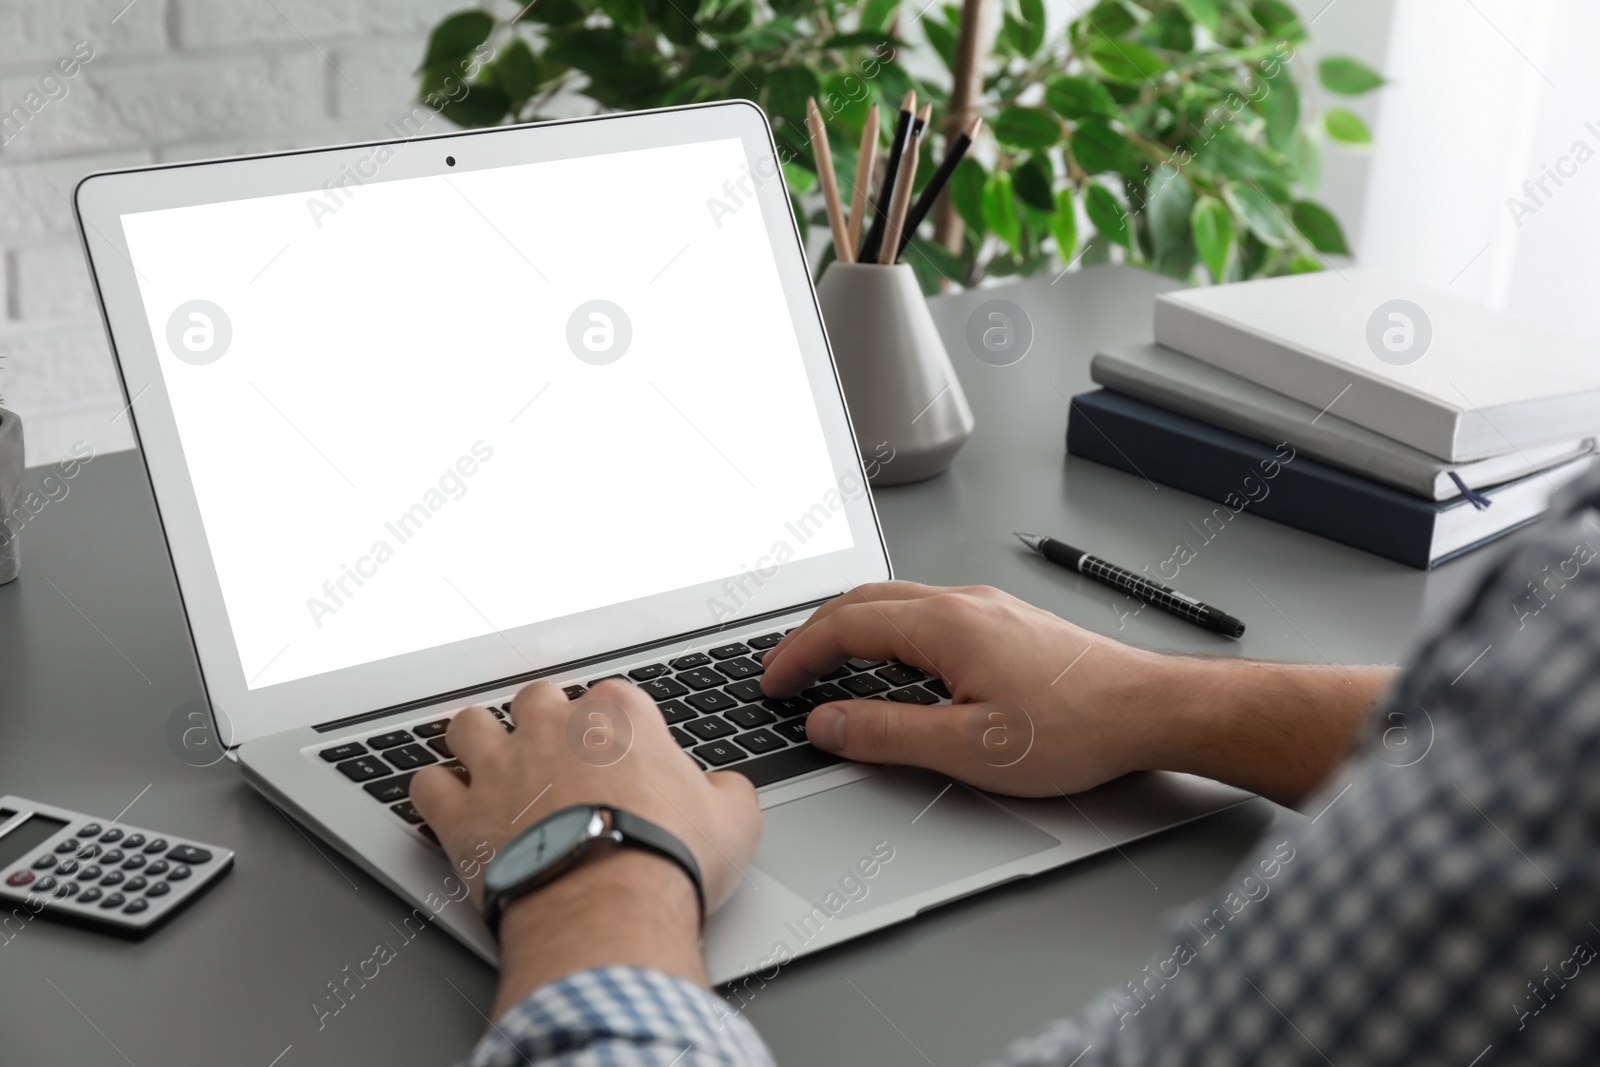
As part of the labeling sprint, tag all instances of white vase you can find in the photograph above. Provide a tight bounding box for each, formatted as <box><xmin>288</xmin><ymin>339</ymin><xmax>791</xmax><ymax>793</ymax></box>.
<box><xmin>0</xmin><ymin>408</ymin><xmax>20</xmax><ymax>584</ymax></box>
<box><xmin>815</xmin><ymin>262</ymin><xmax>974</xmax><ymax>486</ymax></box>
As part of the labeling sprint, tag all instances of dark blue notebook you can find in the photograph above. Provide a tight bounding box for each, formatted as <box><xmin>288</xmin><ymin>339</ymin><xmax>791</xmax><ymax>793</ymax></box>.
<box><xmin>1066</xmin><ymin>389</ymin><xmax>1566</xmax><ymax>569</ymax></box>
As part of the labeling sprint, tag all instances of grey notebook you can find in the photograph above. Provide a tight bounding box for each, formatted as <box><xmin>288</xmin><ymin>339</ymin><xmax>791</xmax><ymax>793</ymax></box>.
<box><xmin>1091</xmin><ymin>343</ymin><xmax>1595</xmax><ymax>502</ymax></box>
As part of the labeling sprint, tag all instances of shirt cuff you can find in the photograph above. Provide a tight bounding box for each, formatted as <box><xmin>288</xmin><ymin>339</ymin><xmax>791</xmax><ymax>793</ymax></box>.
<box><xmin>462</xmin><ymin>966</ymin><xmax>777</xmax><ymax>1067</ymax></box>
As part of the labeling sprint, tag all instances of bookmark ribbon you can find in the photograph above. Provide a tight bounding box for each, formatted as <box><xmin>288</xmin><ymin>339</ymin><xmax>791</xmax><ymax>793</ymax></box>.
<box><xmin>1448</xmin><ymin>471</ymin><xmax>1492</xmax><ymax>510</ymax></box>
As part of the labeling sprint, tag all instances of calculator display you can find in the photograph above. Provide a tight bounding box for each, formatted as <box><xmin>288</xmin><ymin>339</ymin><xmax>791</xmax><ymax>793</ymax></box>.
<box><xmin>0</xmin><ymin>813</ymin><xmax>69</xmax><ymax>869</ymax></box>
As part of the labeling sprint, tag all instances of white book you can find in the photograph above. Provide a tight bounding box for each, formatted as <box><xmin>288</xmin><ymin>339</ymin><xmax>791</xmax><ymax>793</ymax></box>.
<box><xmin>1152</xmin><ymin>270</ymin><xmax>1600</xmax><ymax>462</ymax></box>
<box><xmin>1091</xmin><ymin>343</ymin><xmax>1596</xmax><ymax>501</ymax></box>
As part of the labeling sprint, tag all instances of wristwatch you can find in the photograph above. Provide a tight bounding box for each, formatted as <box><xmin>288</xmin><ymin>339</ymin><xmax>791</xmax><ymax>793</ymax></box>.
<box><xmin>479</xmin><ymin>804</ymin><xmax>705</xmax><ymax>936</ymax></box>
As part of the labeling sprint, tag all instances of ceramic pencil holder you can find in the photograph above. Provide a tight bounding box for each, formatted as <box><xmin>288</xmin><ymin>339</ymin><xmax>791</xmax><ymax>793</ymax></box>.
<box><xmin>815</xmin><ymin>262</ymin><xmax>974</xmax><ymax>486</ymax></box>
<box><xmin>0</xmin><ymin>408</ymin><xmax>21</xmax><ymax>584</ymax></box>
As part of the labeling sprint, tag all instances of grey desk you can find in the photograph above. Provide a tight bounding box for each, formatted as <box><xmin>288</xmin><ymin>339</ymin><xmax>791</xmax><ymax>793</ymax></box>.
<box><xmin>0</xmin><ymin>266</ymin><xmax>1503</xmax><ymax>1066</ymax></box>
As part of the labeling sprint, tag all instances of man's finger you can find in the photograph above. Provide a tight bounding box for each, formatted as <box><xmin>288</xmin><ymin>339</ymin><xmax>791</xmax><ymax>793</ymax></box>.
<box><xmin>444</xmin><ymin>705</ymin><xmax>509</xmax><ymax>775</ymax></box>
<box><xmin>508</xmin><ymin>680</ymin><xmax>570</xmax><ymax>731</ymax></box>
<box><xmin>804</xmin><ymin>699</ymin><xmax>972</xmax><ymax>773</ymax></box>
<box><xmin>762</xmin><ymin>599</ymin><xmax>943</xmax><ymax>696</ymax></box>
<box><xmin>409</xmin><ymin>762</ymin><xmax>467</xmax><ymax>826</ymax></box>
<box><xmin>771</xmin><ymin>581</ymin><xmax>943</xmax><ymax>658</ymax></box>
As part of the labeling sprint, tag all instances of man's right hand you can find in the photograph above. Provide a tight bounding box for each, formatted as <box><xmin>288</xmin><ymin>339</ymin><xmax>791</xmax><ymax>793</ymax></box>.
<box><xmin>760</xmin><ymin>582</ymin><xmax>1391</xmax><ymax>804</ymax></box>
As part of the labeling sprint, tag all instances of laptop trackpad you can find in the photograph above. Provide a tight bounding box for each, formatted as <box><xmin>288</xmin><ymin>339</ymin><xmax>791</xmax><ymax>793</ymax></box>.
<box><xmin>754</xmin><ymin>768</ymin><xmax>1059</xmax><ymax>909</ymax></box>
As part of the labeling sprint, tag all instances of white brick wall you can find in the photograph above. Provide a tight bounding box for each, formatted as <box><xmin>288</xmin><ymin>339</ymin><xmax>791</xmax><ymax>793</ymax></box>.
<box><xmin>0</xmin><ymin>0</ymin><xmax>470</xmax><ymax>466</ymax></box>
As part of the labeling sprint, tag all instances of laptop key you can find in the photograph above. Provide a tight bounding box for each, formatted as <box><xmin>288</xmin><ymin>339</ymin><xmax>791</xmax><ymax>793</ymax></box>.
<box><xmin>588</xmin><ymin>674</ymin><xmax>628</xmax><ymax>687</ymax></box>
<box><xmin>924</xmin><ymin>678</ymin><xmax>953</xmax><ymax>700</ymax></box>
<box><xmin>319</xmin><ymin>742</ymin><xmax>366</xmax><ymax>762</ymax></box>
<box><xmin>677</xmin><ymin>668</ymin><xmax>724</xmax><ymax>691</ymax></box>
<box><xmin>725</xmin><ymin>705</ymin><xmax>776</xmax><ymax>729</ymax></box>
<box><xmin>685</xmin><ymin>690</ymin><xmax>738</xmax><ymax>714</ymax></box>
<box><xmin>801</xmin><ymin>683</ymin><xmax>849</xmax><ymax>704</ymax></box>
<box><xmin>390</xmin><ymin>801</ymin><xmax>424</xmax><ymax>825</ymax></box>
<box><xmin>336</xmin><ymin>756</ymin><xmax>392</xmax><ymax>782</ymax></box>
<box><xmin>657</xmin><ymin>700</ymin><xmax>697</xmax><ymax>725</ymax></box>
<box><xmin>563</xmin><ymin>685</ymin><xmax>587</xmax><ymax>700</ymax></box>
<box><xmin>684</xmin><ymin>716</ymin><xmax>736</xmax><ymax>741</ymax></box>
<box><xmin>734</xmin><ymin>729</ymin><xmax>785</xmax><ymax>755</ymax></box>
<box><xmin>363</xmin><ymin>772</ymin><xmax>416</xmax><ymax>804</ymax></box>
<box><xmin>669</xmin><ymin>726</ymin><xmax>696</xmax><ymax>749</ymax></box>
<box><xmin>773</xmin><ymin>719</ymin><xmax>811</xmax><ymax>744</ymax></box>
<box><xmin>427</xmin><ymin>736</ymin><xmax>454</xmax><ymax>759</ymax></box>
<box><xmin>724</xmin><ymin>678</ymin><xmax>766</xmax><ymax>702</ymax></box>
<box><xmin>693</xmin><ymin>740</ymin><xmax>748</xmax><ymax>766</ymax></box>
<box><xmin>383</xmin><ymin>744</ymin><xmax>439</xmax><ymax>771</ymax></box>
<box><xmin>728</xmin><ymin>744</ymin><xmax>844</xmax><ymax>787</ymax></box>
<box><xmin>639</xmin><ymin>677</ymin><xmax>690</xmax><ymax>701</ymax></box>
<box><xmin>819</xmin><ymin>666</ymin><xmax>851</xmax><ymax>681</ymax></box>
<box><xmin>412</xmin><ymin>719</ymin><xmax>451</xmax><ymax>739</ymax></box>
<box><xmin>887</xmin><ymin>685</ymin><xmax>939</xmax><ymax>705</ymax></box>
<box><xmin>846</xmin><ymin>657</ymin><xmax>886</xmax><ymax>671</ymax></box>
<box><xmin>669</xmin><ymin>653</ymin><xmax>711</xmax><ymax>670</ymax></box>
<box><xmin>762</xmin><ymin>696</ymin><xmax>814</xmax><ymax>719</ymax></box>
<box><xmin>839</xmin><ymin>673</ymin><xmax>891</xmax><ymax>697</ymax></box>
<box><xmin>628</xmin><ymin>663</ymin><xmax>671</xmax><ymax>680</ymax></box>
<box><xmin>747</xmin><ymin>632</ymin><xmax>784</xmax><ymax>649</ymax></box>
<box><xmin>714</xmin><ymin>656</ymin><xmax>763</xmax><ymax>680</ymax></box>
<box><xmin>708</xmin><ymin>643</ymin><xmax>749</xmax><ymax>660</ymax></box>
<box><xmin>367</xmin><ymin>731</ymin><xmax>413</xmax><ymax>750</ymax></box>
<box><xmin>876</xmin><ymin>663</ymin><xmax>929</xmax><ymax>686</ymax></box>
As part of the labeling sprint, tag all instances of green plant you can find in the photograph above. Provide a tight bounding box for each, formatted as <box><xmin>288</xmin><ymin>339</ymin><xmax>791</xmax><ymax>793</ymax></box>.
<box><xmin>414</xmin><ymin>0</ymin><xmax>1383</xmax><ymax>292</ymax></box>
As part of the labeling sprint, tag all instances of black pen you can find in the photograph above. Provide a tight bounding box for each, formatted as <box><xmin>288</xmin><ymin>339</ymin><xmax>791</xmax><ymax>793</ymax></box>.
<box><xmin>1015</xmin><ymin>532</ymin><xmax>1246</xmax><ymax>639</ymax></box>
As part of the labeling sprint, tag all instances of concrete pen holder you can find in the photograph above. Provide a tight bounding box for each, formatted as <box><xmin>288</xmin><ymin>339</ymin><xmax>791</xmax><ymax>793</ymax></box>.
<box><xmin>815</xmin><ymin>262</ymin><xmax>974</xmax><ymax>486</ymax></box>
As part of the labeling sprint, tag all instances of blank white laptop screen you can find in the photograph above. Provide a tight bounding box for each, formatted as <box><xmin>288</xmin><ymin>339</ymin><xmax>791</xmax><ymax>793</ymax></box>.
<box><xmin>118</xmin><ymin>137</ymin><xmax>851</xmax><ymax>691</ymax></box>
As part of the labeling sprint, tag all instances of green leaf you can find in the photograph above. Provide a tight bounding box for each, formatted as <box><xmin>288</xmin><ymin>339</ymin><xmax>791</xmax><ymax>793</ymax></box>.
<box><xmin>1146</xmin><ymin>6</ymin><xmax>1194</xmax><ymax>52</ymax></box>
<box><xmin>437</xmin><ymin>83</ymin><xmax>512</xmax><ymax>127</ymax></box>
<box><xmin>922</xmin><ymin>18</ymin><xmax>958</xmax><ymax>73</ymax></box>
<box><xmin>1084</xmin><ymin>183</ymin><xmax>1129</xmax><ymax>248</ymax></box>
<box><xmin>1081</xmin><ymin>0</ymin><xmax>1136</xmax><ymax>39</ymax></box>
<box><xmin>1324</xmin><ymin>107</ymin><xmax>1373</xmax><ymax>144</ymax></box>
<box><xmin>950</xmin><ymin>156</ymin><xmax>987</xmax><ymax>236</ymax></box>
<box><xmin>489</xmin><ymin>38</ymin><xmax>542</xmax><ymax>103</ymax></box>
<box><xmin>1223</xmin><ymin>182</ymin><xmax>1289</xmax><ymax>246</ymax></box>
<box><xmin>1012</xmin><ymin>156</ymin><xmax>1054</xmax><ymax>212</ymax></box>
<box><xmin>1260</xmin><ymin>71</ymin><xmax>1299</xmax><ymax>152</ymax></box>
<box><xmin>991</xmin><ymin>107</ymin><xmax>1061</xmax><ymax>149</ymax></box>
<box><xmin>1191</xmin><ymin>196</ymin><xmax>1232</xmax><ymax>280</ymax></box>
<box><xmin>524</xmin><ymin>0</ymin><xmax>587</xmax><ymax>23</ymax></box>
<box><xmin>1050</xmin><ymin>185</ymin><xmax>1078</xmax><ymax>262</ymax></box>
<box><xmin>1069</xmin><ymin>116</ymin><xmax>1136</xmax><ymax>176</ymax></box>
<box><xmin>421</xmin><ymin>10</ymin><xmax>494</xmax><ymax>71</ymax></box>
<box><xmin>1250</xmin><ymin>0</ymin><xmax>1305</xmax><ymax>41</ymax></box>
<box><xmin>983</xmin><ymin>171</ymin><xmax>1021</xmax><ymax>252</ymax></box>
<box><xmin>1045</xmin><ymin>75</ymin><xmax>1116</xmax><ymax>119</ymax></box>
<box><xmin>764</xmin><ymin>66</ymin><xmax>821</xmax><ymax>127</ymax></box>
<box><xmin>860</xmin><ymin>0</ymin><xmax>900</xmax><ymax>32</ymax></box>
<box><xmin>1017</xmin><ymin>0</ymin><xmax>1047</xmax><ymax>57</ymax></box>
<box><xmin>1288</xmin><ymin>254</ymin><xmax>1323</xmax><ymax>273</ymax></box>
<box><xmin>1177</xmin><ymin>0</ymin><xmax>1219</xmax><ymax>34</ymax></box>
<box><xmin>599</xmin><ymin>0</ymin><xmax>647</xmax><ymax>29</ymax></box>
<box><xmin>1290</xmin><ymin>199</ymin><xmax>1349</xmax><ymax>255</ymax></box>
<box><xmin>906</xmin><ymin>235</ymin><xmax>965</xmax><ymax>282</ymax></box>
<box><xmin>1087</xmin><ymin>38</ymin><xmax>1168</xmax><ymax>84</ymax></box>
<box><xmin>1148</xmin><ymin>172</ymin><xmax>1195</xmax><ymax>268</ymax></box>
<box><xmin>782</xmin><ymin>160</ymin><xmax>817</xmax><ymax>195</ymax></box>
<box><xmin>645</xmin><ymin>0</ymin><xmax>701</xmax><ymax>46</ymax></box>
<box><xmin>1318</xmin><ymin>56</ymin><xmax>1385</xmax><ymax>95</ymax></box>
<box><xmin>1291</xmin><ymin>127</ymin><xmax>1322</xmax><ymax>190</ymax></box>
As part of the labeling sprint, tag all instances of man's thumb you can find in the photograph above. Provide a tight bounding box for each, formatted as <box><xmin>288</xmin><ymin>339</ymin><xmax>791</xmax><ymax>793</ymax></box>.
<box><xmin>805</xmin><ymin>699</ymin><xmax>971</xmax><ymax>770</ymax></box>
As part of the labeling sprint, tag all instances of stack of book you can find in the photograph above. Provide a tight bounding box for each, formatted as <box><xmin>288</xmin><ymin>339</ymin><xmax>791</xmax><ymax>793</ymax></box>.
<box><xmin>1066</xmin><ymin>271</ymin><xmax>1600</xmax><ymax>568</ymax></box>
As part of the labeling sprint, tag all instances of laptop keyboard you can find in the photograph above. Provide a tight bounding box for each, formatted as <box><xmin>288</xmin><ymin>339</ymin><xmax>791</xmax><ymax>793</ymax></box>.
<box><xmin>313</xmin><ymin>629</ymin><xmax>953</xmax><ymax>844</ymax></box>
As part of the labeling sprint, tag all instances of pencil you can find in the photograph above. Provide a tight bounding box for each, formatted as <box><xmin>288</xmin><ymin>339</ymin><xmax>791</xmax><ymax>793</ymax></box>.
<box><xmin>847</xmin><ymin>104</ymin><xmax>878</xmax><ymax>254</ymax></box>
<box><xmin>807</xmin><ymin>99</ymin><xmax>854</xmax><ymax>264</ymax></box>
<box><xmin>858</xmin><ymin>90</ymin><xmax>915</xmax><ymax>263</ymax></box>
<box><xmin>878</xmin><ymin>105</ymin><xmax>928</xmax><ymax>264</ymax></box>
<box><xmin>896</xmin><ymin>116</ymin><xmax>982</xmax><ymax>260</ymax></box>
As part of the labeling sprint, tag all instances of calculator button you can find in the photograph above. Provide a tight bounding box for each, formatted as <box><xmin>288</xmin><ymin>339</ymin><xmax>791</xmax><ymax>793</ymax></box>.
<box><xmin>412</xmin><ymin>719</ymin><xmax>450</xmax><ymax>738</ymax></box>
<box><xmin>145</xmin><ymin>882</ymin><xmax>170</xmax><ymax>897</ymax></box>
<box><xmin>54</xmin><ymin>859</ymin><xmax>78</xmax><ymax>876</ymax></box>
<box><xmin>144</xmin><ymin>860</ymin><xmax>169</xmax><ymax>876</ymax></box>
<box><xmin>77</xmin><ymin>823</ymin><xmax>102</xmax><ymax>837</ymax></box>
<box><xmin>55</xmin><ymin>881</ymin><xmax>78</xmax><ymax>898</ymax></box>
<box><xmin>99</xmin><ymin>892</ymin><xmax>126</xmax><ymax>909</ymax></box>
<box><xmin>389</xmin><ymin>801</ymin><xmax>424</xmax><ymax>825</ymax></box>
<box><xmin>101</xmin><ymin>849</ymin><xmax>125</xmax><ymax>864</ymax></box>
<box><xmin>122</xmin><ymin>833</ymin><xmax>146</xmax><ymax>849</ymax></box>
<box><xmin>166</xmin><ymin>845</ymin><xmax>213</xmax><ymax>865</ymax></box>
<box><xmin>169</xmin><ymin>865</ymin><xmax>192</xmax><ymax>881</ymax></box>
<box><xmin>143</xmin><ymin>838</ymin><xmax>169</xmax><ymax>854</ymax></box>
<box><xmin>75</xmin><ymin>842</ymin><xmax>101</xmax><ymax>859</ymax></box>
<box><xmin>32</xmin><ymin>854</ymin><xmax>57</xmax><ymax>869</ymax></box>
<box><xmin>54</xmin><ymin>839</ymin><xmax>79</xmax><ymax>853</ymax></box>
<box><xmin>99</xmin><ymin>828</ymin><xmax>124</xmax><ymax>843</ymax></box>
<box><xmin>123</xmin><ymin>876</ymin><xmax>148</xmax><ymax>892</ymax></box>
<box><xmin>319</xmin><ymin>742</ymin><xmax>367</xmax><ymax>762</ymax></box>
<box><xmin>78</xmin><ymin>887</ymin><xmax>102</xmax><ymax>903</ymax></box>
<box><xmin>78</xmin><ymin>865</ymin><xmax>103</xmax><ymax>881</ymax></box>
<box><xmin>34</xmin><ymin>876</ymin><xmax>58</xmax><ymax>892</ymax></box>
<box><xmin>123</xmin><ymin>898</ymin><xmax>149</xmax><ymax>915</ymax></box>
<box><xmin>5</xmin><ymin>871</ymin><xmax>33</xmax><ymax>887</ymax></box>
<box><xmin>121</xmin><ymin>855</ymin><xmax>145</xmax><ymax>870</ymax></box>
<box><xmin>100</xmin><ymin>870</ymin><xmax>124</xmax><ymax>886</ymax></box>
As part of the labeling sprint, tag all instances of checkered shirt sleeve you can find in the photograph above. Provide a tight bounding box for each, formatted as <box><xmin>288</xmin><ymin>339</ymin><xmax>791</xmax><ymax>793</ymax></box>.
<box><xmin>461</xmin><ymin>966</ymin><xmax>774</xmax><ymax>1067</ymax></box>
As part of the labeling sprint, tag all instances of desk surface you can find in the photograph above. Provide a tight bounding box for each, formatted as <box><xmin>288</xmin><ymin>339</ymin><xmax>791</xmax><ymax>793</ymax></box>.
<box><xmin>0</xmin><ymin>266</ymin><xmax>1504</xmax><ymax>1066</ymax></box>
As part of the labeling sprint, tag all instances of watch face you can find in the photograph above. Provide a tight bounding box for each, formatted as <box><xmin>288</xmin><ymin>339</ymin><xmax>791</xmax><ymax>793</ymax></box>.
<box><xmin>488</xmin><ymin>805</ymin><xmax>598</xmax><ymax>891</ymax></box>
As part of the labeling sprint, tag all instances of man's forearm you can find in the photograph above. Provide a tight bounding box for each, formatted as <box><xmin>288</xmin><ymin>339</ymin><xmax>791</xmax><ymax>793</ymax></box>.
<box><xmin>1145</xmin><ymin>656</ymin><xmax>1395</xmax><ymax>807</ymax></box>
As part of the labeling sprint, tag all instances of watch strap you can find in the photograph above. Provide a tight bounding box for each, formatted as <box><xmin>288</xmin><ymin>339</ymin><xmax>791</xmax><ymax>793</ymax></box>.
<box><xmin>606</xmin><ymin>807</ymin><xmax>706</xmax><ymax>920</ymax></box>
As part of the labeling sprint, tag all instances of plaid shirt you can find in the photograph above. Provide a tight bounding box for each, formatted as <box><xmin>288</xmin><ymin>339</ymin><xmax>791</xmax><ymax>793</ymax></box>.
<box><xmin>466</xmin><ymin>467</ymin><xmax>1600</xmax><ymax>1067</ymax></box>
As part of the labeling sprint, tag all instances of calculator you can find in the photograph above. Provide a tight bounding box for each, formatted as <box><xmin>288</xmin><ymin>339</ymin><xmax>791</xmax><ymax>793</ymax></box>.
<box><xmin>0</xmin><ymin>795</ymin><xmax>233</xmax><ymax>933</ymax></box>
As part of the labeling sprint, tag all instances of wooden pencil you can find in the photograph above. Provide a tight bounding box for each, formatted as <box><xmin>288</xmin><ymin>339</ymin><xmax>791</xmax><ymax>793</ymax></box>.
<box><xmin>847</xmin><ymin>103</ymin><xmax>879</xmax><ymax>254</ymax></box>
<box><xmin>879</xmin><ymin>105</ymin><xmax>929</xmax><ymax>264</ymax></box>
<box><xmin>895</xmin><ymin>115</ymin><xmax>982</xmax><ymax>260</ymax></box>
<box><xmin>806</xmin><ymin>98</ymin><xmax>854</xmax><ymax>264</ymax></box>
<box><xmin>858</xmin><ymin>90</ymin><xmax>916</xmax><ymax>263</ymax></box>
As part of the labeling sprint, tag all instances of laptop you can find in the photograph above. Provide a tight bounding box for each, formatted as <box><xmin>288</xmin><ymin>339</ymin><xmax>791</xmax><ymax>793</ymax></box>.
<box><xmin>74</xmin><ymin>101</ymin><xmax>1248</xmax><ymax>983</ymax></box>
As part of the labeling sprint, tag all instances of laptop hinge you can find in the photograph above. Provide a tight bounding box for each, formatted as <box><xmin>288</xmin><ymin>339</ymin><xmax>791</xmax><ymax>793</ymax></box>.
<box><xmin>309</xmin><ymin>596</ymin><xmax>836</xmax><ymax>734</ymax></box>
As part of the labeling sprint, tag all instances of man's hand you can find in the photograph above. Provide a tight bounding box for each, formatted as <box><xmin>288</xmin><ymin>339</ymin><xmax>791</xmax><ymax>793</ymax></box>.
<box><xmin>761</xmin><ymin>582</ymin><xmax>1392</xmax><ymax>805</ymax></box>
<box><xmin>410</xmin><ymin>680</ymin><xmax>760</xmax><ymax>1012</ymax></box>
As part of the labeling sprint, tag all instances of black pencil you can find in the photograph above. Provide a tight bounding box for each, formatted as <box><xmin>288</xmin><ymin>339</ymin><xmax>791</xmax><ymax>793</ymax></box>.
<box><xmin>858</xmin><ymin>90</ymin><xmax>915</xmax><ymax>264</ymax></box>
<box><xmin>896</xmin><ymin>116</ymin><xmax>981</xmax><ymax>260</ymax></box>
